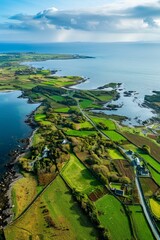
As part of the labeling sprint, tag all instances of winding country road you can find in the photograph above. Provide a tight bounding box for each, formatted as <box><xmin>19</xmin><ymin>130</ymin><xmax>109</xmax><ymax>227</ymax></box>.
<box><xmin>76</xmin><ymin>100</ymin><xmax>110</xmax><ymax>139</ymax></box>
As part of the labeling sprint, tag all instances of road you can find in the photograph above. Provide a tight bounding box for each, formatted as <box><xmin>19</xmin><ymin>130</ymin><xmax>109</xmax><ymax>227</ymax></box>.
<box><xmin>76</xmin><ymin>97</ymin><xmax>160</xmax><ymax>239</ymax></box>
<box><xmin>135</xmin><ymin>176</ymin><xmax>160</xmax><ymax>240</ymax></box>
<box><xmin>77</xmin><ymin>100</ymin><xmax>110</xmax><ymax>139</ymax></box>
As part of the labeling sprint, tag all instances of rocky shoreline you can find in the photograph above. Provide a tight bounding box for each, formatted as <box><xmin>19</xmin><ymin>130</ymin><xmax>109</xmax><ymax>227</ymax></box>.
<box><xmin>0</xmin><ymin>104</ymin><xmax>39</xmax><ymax>234</ymax></box>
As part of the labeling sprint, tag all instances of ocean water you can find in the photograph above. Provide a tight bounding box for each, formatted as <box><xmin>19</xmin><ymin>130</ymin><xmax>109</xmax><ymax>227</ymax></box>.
<box><xmin>0</xmin><ymin>91</ymin><xmax>39</xmax><ymax>175</ymax></box>
<box><xmin>18</xmin><ymin>42</ymin><xmax>160</xmax><ymax>125</ymax></box>
<box><xmin>0</xmin><ymin>42</ymin><xmax>160</xmax><ymax>172</ymax></box>
<box><xmin>1</xmin><ymin>42</ymin><xmax>160</xmax><ymax>95</ymax></box>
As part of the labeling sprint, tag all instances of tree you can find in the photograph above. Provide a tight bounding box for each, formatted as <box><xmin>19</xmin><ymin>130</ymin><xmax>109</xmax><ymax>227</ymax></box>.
<box><xmin>142</xmin><ymin>144</ymin><xmax>150</xmax><ymax>154</ymax></box>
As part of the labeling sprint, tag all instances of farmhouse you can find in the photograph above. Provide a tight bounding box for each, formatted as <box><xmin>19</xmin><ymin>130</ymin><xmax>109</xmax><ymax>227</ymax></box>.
<box><xmin>110</xmin><ymin>182</ymin><xmax>125</xmax><ymax>196</ymax></box>
<box><xmin>137</xmin><ymin>165</ymin><xmax>149</xmax><ymax>176</ymax></box>
<box><xmin>42</xmin><ymin>146</ymin><xmax>49</xmax><ymax>158</ymax></box>
<box><xmin>62</xmin><ymin>139</ymin><xmax>69</xmax><ymax>144</ymax></box>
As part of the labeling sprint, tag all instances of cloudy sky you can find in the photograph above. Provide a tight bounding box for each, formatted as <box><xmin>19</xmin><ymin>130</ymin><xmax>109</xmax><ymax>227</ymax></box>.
<box><xmin>1</xmin><ymin>0</ymin><xmax>160</xmax><ymax>42</ymax></box>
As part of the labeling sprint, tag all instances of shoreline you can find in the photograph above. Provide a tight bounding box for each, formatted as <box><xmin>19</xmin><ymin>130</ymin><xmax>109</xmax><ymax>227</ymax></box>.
<box><xmin>0</xmin><ymin>95</ymin><xmax>39</xmax><ymax>229</ymax></box>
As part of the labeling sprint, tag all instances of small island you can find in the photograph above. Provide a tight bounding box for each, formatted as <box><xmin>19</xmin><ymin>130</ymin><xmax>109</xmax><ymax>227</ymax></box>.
<box><xmin>0</xmin><ymin>53</ymin><xmax>160</xmax><ymax>240</ymax></box>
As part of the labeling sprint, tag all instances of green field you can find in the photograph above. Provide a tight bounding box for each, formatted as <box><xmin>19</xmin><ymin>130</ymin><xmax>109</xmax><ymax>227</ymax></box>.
<box><xmin>65</xmin><ymin>129</ymin><xmax>97</xmax><ymax>137</ymax></box>
<box><xmin>90</xmin><ymin>116</ymin><xmax>116</xmax><ymax>130</ymax></box>
<box><xmin>103</xmin><ymin>130</ymin><xmax>126</xmax><ymax>142</ymax></box>
<box><xmin>108</xmin><ymin>148</ymin><xmax>125</xmax><ymax>160</ymax></box>
<box><xmin>148</xmin><ymin>165</ymin><xmax>160</xmax><ymax>186</ymax></box>
<box><xmin>138</xmin><ymin>152</ymin><xmax>160</xmax><ymax>173</ymax></box>
<box><xmin>51</xmin><ymin>95</ymin><xmax>65</xmax><ymax>102</ymax></box>
<box><xmin>34</xmin><ymin>114</ymin><xmax>46</xmax><ymax>122</ymax></box>
<box><xmin>61</xmin><ymin>155</ymin><xmax>102</xmax><ymax>194</ymax></box>
<box><xmin>5</xmin><ymin>176</ymin><xmax>99</xmax><ymax>240</ymax></box>
<box><xmin>79</xmin><ymin>99</ymin><xmax>94</xmax><ymax>108</ymax></box>
<box><xmin>128</xmin><ymin>205</ymin><xmax>154</xmax><ymax>240</ymax></box>
<box><xmin>95</xmin><ymin>194</ymin><xmax>132</xmax><ymax>240</ymax></box>
<box><xmin>78</xmin><ymin>121</ymin><xmax>93</xmax><ymax>130</ymax></box>
<box><xmin>54</xmin><ymin>107</ymin><xmax>70</xmax><ymax>113</ymax></box>
<box><xmin>110</xmin><ymin>183</ymin><xmax>122</xmax><ymax>190</ymax></box>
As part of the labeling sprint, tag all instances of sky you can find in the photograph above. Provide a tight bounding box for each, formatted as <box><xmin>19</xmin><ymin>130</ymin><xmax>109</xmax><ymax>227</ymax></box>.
<box><xmin>1</xmin><ymin>0</ymin><xmax>160</xmax><ymax>42</ymax></box>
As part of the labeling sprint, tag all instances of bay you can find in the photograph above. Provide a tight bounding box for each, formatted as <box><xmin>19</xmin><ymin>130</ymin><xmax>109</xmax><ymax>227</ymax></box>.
<box><xmin>20</xmin><ymin>42</ymin><xmax>160</xmax><ymax>125</ymax></box>
<box><xmin>0</xmin><ymin>91</ymin><xmax>39</xmax><ymax>175</ymax></box>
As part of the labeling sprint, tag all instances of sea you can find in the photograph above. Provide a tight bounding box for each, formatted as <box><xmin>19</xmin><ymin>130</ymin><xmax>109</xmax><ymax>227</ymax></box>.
<box><xmin>0</xmin><ymin>42</ymin><xmax>160</xmax><ymax>173</ymax></box>
<box><xmin>0</xmin><ymin>91</ymin><xmax>39</xmax><ymax>175</ymax></box>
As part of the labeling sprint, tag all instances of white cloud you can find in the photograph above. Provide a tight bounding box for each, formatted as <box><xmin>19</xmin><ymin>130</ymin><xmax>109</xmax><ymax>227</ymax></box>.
<box><xmin>1</xmin><ymin>1</ymin><xmax>160</xmax><ymax>42</ymax></box>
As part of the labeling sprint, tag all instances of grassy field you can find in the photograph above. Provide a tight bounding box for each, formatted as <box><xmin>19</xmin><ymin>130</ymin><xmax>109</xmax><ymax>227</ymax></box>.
<box><xmin>148</xmin><ymin>166</ymin><xmax>160</xmax><ymax>187</ymax></box>
<box><xmin>110</xmin><ymin>182</ymin><xmax>122</xmax><ymax>190</ymax></box>
<box><xmin>103</xmin><ymin>130</ymin><xmax>126</xmax><ymax>142</ymax></box>
<box><xmin>122</xmin><ymin>144</ymin><xmax>137</xmax><ymax>152</ymax></box>
<box><xmin>61</xmin><ymin>155</ymin><xmax>102</xmax><ymax>194</ymax></box>
<box><xmin>65</xmin><ymin>129</ymin><xmax>97</xmax><ymax>137</ymax></box>
<box><xmin>95</xmin><ymin>194</ymin><xmax>132</xmax><ymax>240</ymax></box>
<box><xmin>11</xmin><ymin>174</ymin><xmax>38</xmax><ymax>218</ymax></box>
<box><xmin>79</xmin><ymin>99</ymin><xmax>95</xmax><ymax>109</ymax></box>
<box><xmin>51</xmin><ymin>95</ymin><xmax>65</xmax><ymax>102</ymax></box>
<box><xmin>34</xmin><ymin>114</ymin><xmax>46</xmax><ymax>122</ymax></box>
<box><xmin>76</xmin><ymin>121</ymin><xmax>93</xmax><ymax>130</ymax></box>
<box><xmin>128</xmin><ymin>205</ymin><xmax>154</xmax><ymax>240</ymax></box>
<box><xmin>108</xmin><ymin>149</ymin><xmax>125</xmax><ymax>160</ymax></box>
<box><xmin>137</xmin><ymin>152</ymin><xmax>160</xmax><ymax>173</ymax></box>
<box><xmin>5</xmin><ymin>176</ymin><xmax>99</xmax><ymax>240</ymax></box>
<box><xmin>90</xmin><ymin>116</ymin><xmax>116</xmax><ymax>130</ymax></box>
<box><xmin>54</xmin><ymin>107</ymin><xmax>70</xmax><ymax>113</ymax></box>
<box><xmin>149</xmin><ymin>198</ymin><xmax>160</xmax><ymax>219</ymax></box>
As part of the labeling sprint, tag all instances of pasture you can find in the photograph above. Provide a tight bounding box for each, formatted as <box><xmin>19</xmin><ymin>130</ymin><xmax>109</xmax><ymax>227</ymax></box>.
<box><xmin>128</xmin><ymin>205</ymin><xmax>154</xmax><ymax>240</ymax></box>
<box><xmin>61</xmin><ymin>155</ymin><xmax>101</xmax><ymax>194</ymax></box>
<box><xmin>108</xmin><ymin>148</ymin><xmax>125</xmax><ymax>160</ymax></box>
<box><xmin>95</xmin><ymin>194</ymin><xmax>132</xmax><ymax>240</ymax></box>
<box><xmin>65</xmin><ymin>129</ymin><xmax>97</xmax><ymax>137</ymax></box>
<box><xmin>5</xmin><ymin>176</ymin><xmax>99</xmax><ymax>240</ymax></box>
<box><xmin>90</xmin><ymin>116</ymin><xmax>116</xmax><ymax>130</ymax></box>
<box><xmin>103</xmin><ymin>130</ymin><xmax>126</xmax><ymax>142</ymax></box>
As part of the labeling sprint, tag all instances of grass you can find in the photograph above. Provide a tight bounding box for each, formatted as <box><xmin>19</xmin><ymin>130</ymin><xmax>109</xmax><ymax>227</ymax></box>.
<box><xmin>51</xmin><ymin>95</ymin><xmax>65</xmax><ymax>102</ymax></box>
<box><xmin>61</xmin><ymin>154</ymin><xmax>102</xmax><ymax>194</ymax></box>
<box><xmin>65</xmin><ymin>129</ymin><xmax>97</xmax><ymax>137</ymax></box>
<box><xmin>79</xmin><ymin>99</ymin><xmax>100</xmax><ymax>109</ymax></box>
<box><xmin>11</xmin><ymin>174</ymin><xmax>38</xmax><ymax>218</ymax></box>
<box><xmin>95</xmin><ymin>194</ymin><xmax>132</xmax><ymax>240</ymax></box>
<box><xmin>110</xmin><ymin>183</ymin><xmax>122</xmax><ymax>190</ymax></box>
<box><xmin>103</xmin><ymin>130</ymin><xmax>126</xmax><ymax>142</ymax></box>
<box><xmin>123</xmin><ymin>144</ymin><xmax>137</xmax><ymax>152</ymax></box>
<box><xmin>137</xmin><ymin>151</ymin><xmax>160</xmax><ymax>173</ymax></box>
<box><xmin>77</xmin><ymin>121</ymin><xmax>93</xmax><ymax>130</ymax></box>
<box><xmin>54</xmin><ymin>107</ymin><xmax>70</xmax><ymax>113</ymax></box>
<box><xmin>149</xmin><ymin>198</ymin><xmax>160</xmax><ymax>219</ymax></box>
<box><xmin>39</xmin><ymin>120</ymin><xmax>52</xmax><ymax>126</ymax></box>
<box><xmin>5</xmin><ymin>176</ymin><xmax>99</xmax><ymax>240</ymax></box>
<box><xmin>128</xmin><ymin>205</ymin><xmax>154</xmax><ymax>240</ymax></box>
<box><xmin>90</xmin><ymin>116</ymin><xmax>116</xmax><ymax>130</ymax></box>
<box><xmin>108</xmin><ymin>149</ymin><xmax>125</xmax><ymax>160</ymax></box>
<box><xmin>34</xmin><ymin>114</ymin><xmax>46</xmax><ymax>122</ymax></box>
<box><xmin>148</xmin><ymin>165</ymin><xmax>160</xmax><ymax>187</ymax></box>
